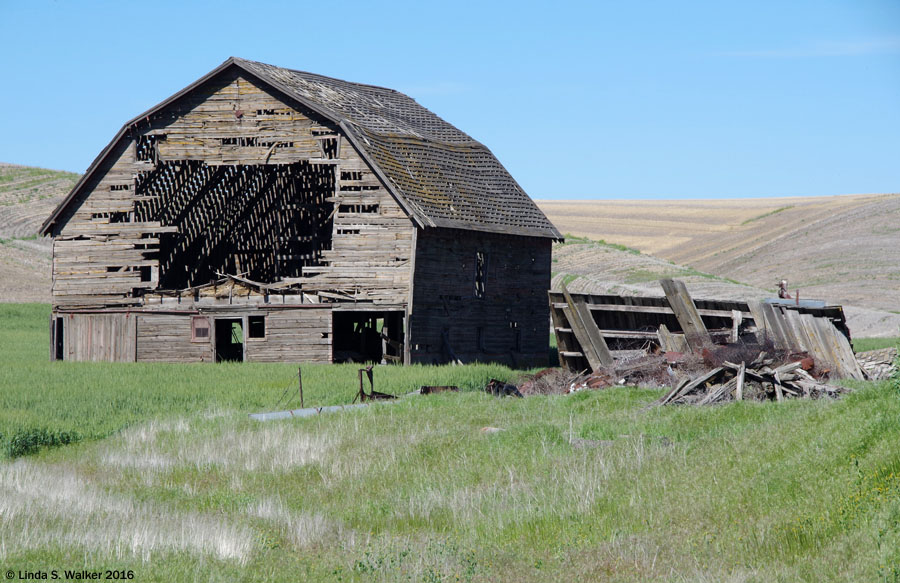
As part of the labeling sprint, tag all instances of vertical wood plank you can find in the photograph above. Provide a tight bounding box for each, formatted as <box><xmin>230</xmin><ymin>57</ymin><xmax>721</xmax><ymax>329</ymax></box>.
<box><xmin>747</xmin><ymin>300</ymin><xmax>768</xmax><ymax>344</ymax></box>
<box><xmin>809</xmin><ymin>314</ymin><xmax>863</xmax><ymax>380</ymax></box>
<box><xmin>561</xmin><ymin>283</ymin><xmax>614</xmax><ymax>370</ymax></box>
<box><xmin>730</xmin><ymin>309</ymin><xmax>742</xmax><ymax>343</ymax></box>
<box><xmin>781</xmin><ymin>308</ymin><xmax>810</xmax><ymax>353</ymax></box>
<box><xmin>659</xmin><ymin>278</ymin><xmax>711</xmax><ymax>352</ymax></box>
<box><xmin>760</xmin><ymin>303</ymin><xmax>790</xmax><ymax>351</ymax></box>
<box><xmin>735</xmin><ymin>361</ymin><xmax>745</xmax><ymax>401</ymax></box>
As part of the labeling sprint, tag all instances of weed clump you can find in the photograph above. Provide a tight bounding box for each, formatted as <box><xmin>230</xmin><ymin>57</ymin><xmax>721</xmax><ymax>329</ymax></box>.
<box><xmin>3</xmin><ymin>427</ymin><xmax>81</xmax><ymax>458</ymax></box>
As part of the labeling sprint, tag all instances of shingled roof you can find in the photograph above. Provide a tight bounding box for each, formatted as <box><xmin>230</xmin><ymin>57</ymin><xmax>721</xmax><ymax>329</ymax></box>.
<box><xmin>43</xmin><ymin>57</ymin><xmax>561</xmax><ymax>239</ymax></box>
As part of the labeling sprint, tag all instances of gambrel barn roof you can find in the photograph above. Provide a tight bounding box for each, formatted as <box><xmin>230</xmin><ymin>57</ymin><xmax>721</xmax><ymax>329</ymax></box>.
<box><xmin>42</xmin><ymin>57</ymin><xmax>561</xmax><ymax>239</ymax></box>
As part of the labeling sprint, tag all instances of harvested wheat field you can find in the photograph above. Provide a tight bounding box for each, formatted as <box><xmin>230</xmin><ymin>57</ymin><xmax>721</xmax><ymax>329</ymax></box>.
<box><xmin>0</xmin><ymin>163</ymin><xmax>77</xmax><ymax>303</ymax></box>
<box><xmin>549</xmin><ymin>236</ymin><xmax>900</xmax><ymax>339</ymax></box>
<box><xmin>539</xmin><ymin>194</ymin><xmax>900</xmax><ymax>315</ymax></box>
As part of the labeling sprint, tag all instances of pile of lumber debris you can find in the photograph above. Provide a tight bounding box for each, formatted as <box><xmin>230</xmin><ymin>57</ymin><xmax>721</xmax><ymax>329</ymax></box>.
<box><xmin>855</xmin><ymin>348</ymin><xmax>898</xmax><ymax>381</ymax></box>
<box><xmin>655</xmin><ymin>353</ymin><xmax>847</xmax><ymax>406</ymax></box>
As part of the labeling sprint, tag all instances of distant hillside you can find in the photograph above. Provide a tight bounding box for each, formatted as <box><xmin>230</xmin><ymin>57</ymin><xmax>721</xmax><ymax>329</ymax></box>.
<box><xmin>0</xmin><ymin>163</ymin><xmax>78</xmax><ymax>303</ymax></box>
<box><xmin>0</xmin><ymin>163</ymin><xmax>79</xmax><ymax>237</ymax></box>
<box><xmin>539</xmin><ymin>194</ymin><xmax>900</xmax><ymax>316</ymax></box>
<box><xmin>550</xmin><ymin>237</ymin><xmax>900</xmax><ymax>338</ymax></box>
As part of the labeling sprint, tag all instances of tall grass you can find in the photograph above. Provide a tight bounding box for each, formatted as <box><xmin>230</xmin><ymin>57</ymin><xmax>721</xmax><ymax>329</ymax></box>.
<box><xmin>0</xmin><ymin>304</ymin><xmax>524</xmax><ymax>458</ymax></box>
<box><xmin>2</xmin><ymin>304</ymin><xmax>900</xmax><ymax>581</ymax></box>
<box><xmin>3</xmin><ymin>382</ymin><xmax>900</xmax><ymax>581</ymax></box>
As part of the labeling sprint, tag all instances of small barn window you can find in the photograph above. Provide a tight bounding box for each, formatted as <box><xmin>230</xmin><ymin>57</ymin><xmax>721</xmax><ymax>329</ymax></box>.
<box><xmin>54</xmin><ymin>317</ymin><xmax>64</xmax><ymax>361</ymax></box>
<box><xmin>476</xmin><ymin>327</ymin><xmax>485</xmax><ymax>351</ymax></box>
<box><xmin>248</xmin><ymin>315</ymin><xmax>266</xmax><ymax>339</ymax></box>
<box><xmin>474</xmin><ymin>251</ymin><xmax>487</xmax><ymax>298</ymax></box>
<box><xmin>191</xmin><ymin>316</ymin><xmax>210</xmax><ymax>343</ymax></box>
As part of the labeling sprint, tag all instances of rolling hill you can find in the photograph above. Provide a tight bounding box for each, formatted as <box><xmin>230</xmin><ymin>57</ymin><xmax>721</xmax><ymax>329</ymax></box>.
<box><xmin>0</xmin><ymin>163</ymin><xmax>77</xmax><ymax>303</ymax></box>
<box><xmin>538</xmin><ymin>194</ymin><xmax>900</xmax><ymax>314</ymax></box>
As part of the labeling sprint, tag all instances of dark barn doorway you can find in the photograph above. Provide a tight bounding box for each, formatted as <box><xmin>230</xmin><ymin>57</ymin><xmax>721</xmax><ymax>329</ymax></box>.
<box><xmin>333</xmin><ymin>311</ymin><xmax>404</xmax><ymax>364</ymax></box>
<box><xmin>215</xmin><ymin>318</ymin><xmax>244</xmax><ymax>362</ymax></box>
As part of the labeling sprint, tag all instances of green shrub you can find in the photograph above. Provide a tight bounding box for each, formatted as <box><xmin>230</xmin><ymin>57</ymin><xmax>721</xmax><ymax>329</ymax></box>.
<box><xmin>4</xmin><ymin>427</ymin><xmax>81</xmax><ymax>458</ymax></box>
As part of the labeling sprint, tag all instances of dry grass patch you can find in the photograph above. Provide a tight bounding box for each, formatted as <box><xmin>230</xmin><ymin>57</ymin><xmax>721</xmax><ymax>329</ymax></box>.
<box><xmin>0</xmin><ymin>460</ymin><xmax>253</xmax><ymax>564</ymax></box>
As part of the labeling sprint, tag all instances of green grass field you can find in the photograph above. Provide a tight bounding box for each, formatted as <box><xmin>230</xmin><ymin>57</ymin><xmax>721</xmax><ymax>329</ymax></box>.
<box><xmin>1</xmin><ymin>303</ymin><xmax>899</xmax><ymax>582</ymax></box>
<box><xmin>0</xmin><ymin>304</ymin><xmax>526</xmax><ymax>458</ymax></box>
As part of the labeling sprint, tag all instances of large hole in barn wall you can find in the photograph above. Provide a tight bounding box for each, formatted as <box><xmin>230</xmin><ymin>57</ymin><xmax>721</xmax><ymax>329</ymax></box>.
<box><xmin>333</xmin><ymin>311</ymin><xmax>404</xmax><ymax>364</ymax></box>
<box><xmin>134</xmin><ymin>160</ymin><xmax>334</xmax><ymax>289</ymax></box>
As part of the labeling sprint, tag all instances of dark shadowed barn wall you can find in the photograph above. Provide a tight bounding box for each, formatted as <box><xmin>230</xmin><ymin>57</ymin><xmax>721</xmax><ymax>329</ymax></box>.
<box><xmin>409</xmin><ymin>228</ymin><xmax>551</xmax><ymax>367</ymax></box>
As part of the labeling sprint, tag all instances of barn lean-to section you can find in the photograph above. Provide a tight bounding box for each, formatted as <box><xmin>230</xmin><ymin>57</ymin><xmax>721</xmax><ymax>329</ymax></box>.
<box><xmin>41</xmin><ymin>57</ymin><xmax>561</xmax><ymax>365</ymax></box>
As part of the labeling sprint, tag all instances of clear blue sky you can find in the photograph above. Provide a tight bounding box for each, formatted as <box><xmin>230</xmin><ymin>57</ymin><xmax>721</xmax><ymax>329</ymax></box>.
<box><xmin>1</xmin><ymin>0</ymin><xmax>898</xmax><ymax>199</ymax></box>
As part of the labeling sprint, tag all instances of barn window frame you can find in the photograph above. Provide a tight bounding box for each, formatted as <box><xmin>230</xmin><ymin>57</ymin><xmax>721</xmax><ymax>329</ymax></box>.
<box><xmin>247</xmin><ymin>315</ymin><xmax>266</xmax><ymax>341</ymax></box>
<box><xmin>191</xmin><ymin>316</ymin><xmax>211</xmax><ymax>343</ymax></box>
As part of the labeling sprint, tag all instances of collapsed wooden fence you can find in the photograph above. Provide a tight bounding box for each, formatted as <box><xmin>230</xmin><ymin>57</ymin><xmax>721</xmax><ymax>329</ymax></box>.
<box><xmin>551</xmin><ymin>278</ymin><xmax>861</xmax><ymax>380</ymax></box>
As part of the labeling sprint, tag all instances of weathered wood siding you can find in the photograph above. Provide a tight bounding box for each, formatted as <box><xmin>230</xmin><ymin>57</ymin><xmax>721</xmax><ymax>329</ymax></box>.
<box><xmin>133</xmin><ymin>308</ymin><xmax>332</xmax><ymax>363</ymax></box>
<box><xmin>245</xmin><ymin>308</ymin><xmax>331</xmax><ymax>363</ymax></box>
<box><xmin>135</xmin><ymin>313</ymin><xmax>213</xmax><ymax>363</ymax></box>
<box><xmin>300</xmin><ymin>147</ymin><xmax>414</xmax><ymax>306</ymax></box>
<box><xmin>408</xmin><ymin>228</ymin><xmax>551</xmax><ymax>367</ymax></box>
<box><xmin>50</xmin><ymin>70</ymin><xmax>413</xmax><ymax>312</ymax></box>
<box><xmin>53</xmin><ymin>139</ymin><xmax>169</xmax><ymax>308</ymax></box>
<box><xmin>62</xmin><ymin>313</ymin><xmax>137</xmax><ymax>362</ymax></box>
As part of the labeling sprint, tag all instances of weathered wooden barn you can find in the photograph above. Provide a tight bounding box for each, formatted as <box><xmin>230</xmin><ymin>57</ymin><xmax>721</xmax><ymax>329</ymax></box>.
<box><xmin>41</xmin><ymin>57</ymin><xmax>561</xmax><ymax>365</ymax></box>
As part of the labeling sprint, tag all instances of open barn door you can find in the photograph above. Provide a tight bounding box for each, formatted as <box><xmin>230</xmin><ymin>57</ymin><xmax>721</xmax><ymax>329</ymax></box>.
<box><xmin>215</xmin><ymin>318</ymin><xmax>244</xmax><ymax>362</ymax></box>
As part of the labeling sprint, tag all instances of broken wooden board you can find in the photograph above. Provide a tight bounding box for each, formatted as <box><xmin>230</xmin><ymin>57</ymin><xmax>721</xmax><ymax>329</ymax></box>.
<box><xmin>657</xmin><ymin>324</ymin><xmax>689</xmax><ymax>353</ymax></box>
<box><xmin>855</xmin><ymin>348</ymin><xmax>898</xmax><ymax>380</ymax></box>
<box><xmin>561</xmin><ymin>282</ymin><xmax>614</xmax><ymax>371</ymax></box>
<box><xmin>746</xmin><ymin>300</ymin><xmax>768</xmax><ymax>344</ymax></box>
<box><xmin>808</xmin><ymin>314</ymin><xmax>863</xmax><ymax>380</ymax></box>
<box><xmin>664</xmin><ymin>356</ymin><xmax>849</xmax><ymax>406</ymax></box>
<box><xmin>759</xmin><ymin>302</ymin><xmax>792</xmax><ymax>351</ymax></box>
<box><xmin>659</xmin><ymin>278</ymin><xmax>711</xmax><ymax>352</ymax></box>
<box><xmin>735</xmin><ymin>361</ymin><xmax>745</xmax><ymax>401</ymax></box>
<box><xmin>731</xmin><ymin>310</ymin><xmax>742</xmax><ymax>344</ymax></box>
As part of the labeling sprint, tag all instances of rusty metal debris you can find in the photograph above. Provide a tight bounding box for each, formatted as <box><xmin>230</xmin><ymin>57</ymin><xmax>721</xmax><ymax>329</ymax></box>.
<box><xmin>353</xmin><ymin>365</ymin><xmax>396</xmax><ymax>403</ymax></box>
